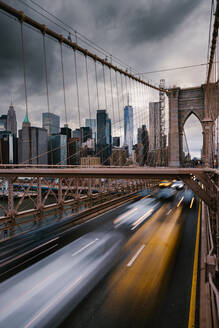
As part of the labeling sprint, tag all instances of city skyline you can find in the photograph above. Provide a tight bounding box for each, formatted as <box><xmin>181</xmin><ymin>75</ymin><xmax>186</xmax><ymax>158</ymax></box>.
<box><xmin>0</xmin><ymin>0</ymin><xmax>210</xmax><ymax>159</ymax></box>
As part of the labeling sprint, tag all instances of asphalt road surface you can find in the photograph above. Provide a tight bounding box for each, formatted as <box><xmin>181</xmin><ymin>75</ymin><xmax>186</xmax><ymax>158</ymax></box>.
<box><xmin>0</xmin><ymin>189</ymin><xmax>198</xmax><ymax>328</ymax></box>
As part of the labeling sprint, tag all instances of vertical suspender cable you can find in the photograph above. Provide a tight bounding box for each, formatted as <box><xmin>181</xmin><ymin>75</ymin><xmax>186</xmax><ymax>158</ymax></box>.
<box><xmin>42</xmin><ymin>32</ymin><xmax>53</xmax><ymax>165</ymax></box>
<box><xmin>109</xmin><ymin>68</ymin><xmax>115</xmax><ymax>128</ymax></box>
<box><xmin>20</xmin><ymin>22</ymin><xmax>28</xmax><ymax>119</ymax></box>
<box><xmin>85</xmin><ymin>55</ymin><xmax>92</xmax><ymax>167</ymax></box>
<box><xmin>85</xmin><ymin>55</ymin><xmax>91</xmax><ymax>122</ymax></box>
<box><xmin>42</xmin><ymin>34</ymin><xmax>51</xmax><ymax>132</ymax></box>
<box><xmin>20</xmin><ymin>20</ymin><xmax>32</xmax><ymax>164</ymax></box>
<box><xmin>94</xmin><ymin>60</ymin><xmax>100</xmax><ymax>110</ymax></box>
<box><xmin>102</xmin><ymin>64</ymin><xmax>107</xmax><ymax>110</ymax></box>
<box><xmin>60</xmin><ymin>41</ymin><xmax>68</xmax><ymax>126</ymax></box>
<box><xmin>73</xmin><ymin>49</ymin><xmax>81</xmax><ymax>129</ymax></box>
<box><xmin>60</xmin><ymin>41</ymin><xmax>68</xmax><ymax>165</ymax></box>
<box><xmin>115</xmin><ymin>71</ymin><xmax>122</xmax><ymax>148</ymax></box>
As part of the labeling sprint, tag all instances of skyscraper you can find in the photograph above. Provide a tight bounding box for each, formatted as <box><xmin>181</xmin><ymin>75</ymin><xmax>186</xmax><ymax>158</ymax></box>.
<box><xmin>124</xmin><ymin>105</ymin><xmax>134</xmax><ymax>155</ymax></box>
<box><xmin>7</xmin><ymin>103</ymin><xmax>17</xmax><ymax>137</ymax></box>
<box><xmin>0</xmin><ymin>115</ymin><xmax>7</xmax><ymax>131</ymax></box>
<box><xmin>42</xmin><ymin>112</ymin><xmax>60</xmax><ymax>135</ymax></box>
<box><xmin>61</xmin><ymin>124</ymin><xmax>72</xmax><ymax>139</ymax></box>
<box><xmin>80</xmin><ymin>126</ymin><xmax>92</xmax><ymax>143</ymax></box>
<box><xmin>18</xmin><ymin>113</ymin><xmax>48</xmax><ymax>164</ymax></box>
<box><xmin>72</xmin><ymin>128</ymin><xmax>80</xmax><ymax>139</ymax></box>
<box><xmin>97</xmin><ymin>110</ymin><xmax>112</xmax><ymax>165</ymax></box>
<box><xmin>0</xmin><ymin>131</ymin><xmax>18</xmax><ymax>164</ymax></box>
<box><xmin>137</xmin><ymin>124</ymin><xmax>149</xmax><ymax>166</ymax></box>
<box><xmin>85</xmin><ymin>119</ymin><xmax>96</xmax><ymax>140</ymax></box>
<box><xmin>48</xmin><ymin>134</ymin><xmax>67</xmax><ymax>165</ymax></box>
<box><xmin>149</xmin><ymin>102</ymin><xmax>161</xmax><ymax>150</ymax></box>
<box><xmin>113</xmin><ymin>136</ymin><xmax>120</xmax><ymax>147</ymax></box>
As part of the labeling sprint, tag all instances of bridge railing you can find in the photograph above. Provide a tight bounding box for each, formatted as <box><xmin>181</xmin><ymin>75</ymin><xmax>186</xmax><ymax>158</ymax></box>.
<box><xmin>0</xmin><ymin>169</ymin><xmax>160</xmax><ymax>239</ymax></box>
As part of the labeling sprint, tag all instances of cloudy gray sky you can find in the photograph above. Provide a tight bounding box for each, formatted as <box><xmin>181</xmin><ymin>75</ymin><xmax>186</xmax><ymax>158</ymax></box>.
<box><xmin>0</xmin><ymin>0</ymin><xmax>211</xmax><ymax>157</ymax></box>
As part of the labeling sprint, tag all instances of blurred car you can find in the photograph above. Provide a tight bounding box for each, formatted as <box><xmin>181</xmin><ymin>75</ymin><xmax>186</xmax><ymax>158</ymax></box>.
<box><xmin>114</xmin><ymin>197</ymin><xmax>159</xmax><ymax>230</ymax></box>
<box><xmin>0</xmin><ymin>231</ymin><xmax>124</xmax><ymax>328</ymax></box>
<box><xmin>171</xmin><ymin>181</ymin><xmax>184</xmax><ymax>190</ymax></box>
<box><xmin>183</xmin><ymin>189</ymin><xmax>195</xmax><ymax>204</ymax></box>
<box><xmin>156</xmin><ymin>187</ymin><xmax>176</xmax><ymax>199</ymax></box>
<box><xmin>159</xmin><ymin>180</ymin><xmax>172</xmax><ymax>188</ymax></box>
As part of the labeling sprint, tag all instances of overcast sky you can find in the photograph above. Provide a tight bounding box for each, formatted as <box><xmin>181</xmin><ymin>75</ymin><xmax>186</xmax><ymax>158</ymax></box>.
<box><xmin>0</xmin><ymin>0</ymin><xmax>212</xmax><ymax>157</ymax></box>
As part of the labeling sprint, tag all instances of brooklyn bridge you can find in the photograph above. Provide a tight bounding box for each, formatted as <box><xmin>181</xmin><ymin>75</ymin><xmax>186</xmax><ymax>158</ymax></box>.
<box><xmin>0</xmin><ymin>1</ymin><xmax>218</xmax><ymax>327</ymax></box>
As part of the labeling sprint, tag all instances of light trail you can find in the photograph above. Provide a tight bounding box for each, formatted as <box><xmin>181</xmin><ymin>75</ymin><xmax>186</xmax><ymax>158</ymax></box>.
<box><xmin>114</xmin><ymin>207</ymin><xmax>138</xmax><ymax>227</ymax></box>
<box><xmin>71</xmin><ymin>238</ymin><xmax>99</xmax><ymax>257</ymax></box>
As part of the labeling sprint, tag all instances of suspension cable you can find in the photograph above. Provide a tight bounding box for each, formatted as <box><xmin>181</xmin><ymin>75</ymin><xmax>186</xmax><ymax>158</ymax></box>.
<box><xmin>85</xmin><ymin>55</ymin><xmax>91</xmax><ymax>123</ymax></box>
<box><xmin>20</xmin><ymin>21</ymin><xmax>28</xmax><ymax>118</ymax></box>
<box><xmin>102</xmin><ymin>64</ymin><xmax>107</xmax><ymax>110</ymax></box>
<box><xmin>94</xmin><ymin>60</ymin><xmax>100</xmax><ymax>110</ymax></box>
<box><xmin>60</xmin><ymin>41</ymin><xmax>68</xmax><ymax>125</ymax></box>
<box><xmin>73</xmin><ymin>49</ymin><xmax>81</xmax><ymax>128</ymax></box>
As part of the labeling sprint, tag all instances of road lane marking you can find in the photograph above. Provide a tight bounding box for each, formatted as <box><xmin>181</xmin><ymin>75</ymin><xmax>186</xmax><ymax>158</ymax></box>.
<box><xmin>190</xmin><ymin>197</ymin><xmax>195</xmax><ymax>209</ymax></box>
<box><xmin>166</xmin><ymin>209</ymin><xmax>172</xmax><ymax>216</ymax></box>
<box><xmin>71</xmin><ymin>238</ymin><xmax>98</xmax><ymax>256</ymax></box>
<box><xmin>127</xmin><ymin>244</ymin><xmax>145</xmax><ymax>267</ymax></box>
<box><xmin>114</xmin><ymin>207</ymin><xmax>138</xmax><ymax>227</ymax></box>
<box><xmin>131</xmin><ymin>209</ymin><xmax>153</xmax><ymax>230</ymax></box>
<box><xmin>177</xmin><ymin>196</ymin><xmax>184</xmax><ymax>207</ymax></box>
<box><xmin>188</xmin><ymin>201</ymin><xmax>201</xmax><ymax>328</ymax></box>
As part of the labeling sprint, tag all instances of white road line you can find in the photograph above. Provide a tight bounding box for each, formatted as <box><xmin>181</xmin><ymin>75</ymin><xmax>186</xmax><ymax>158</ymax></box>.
<box><xmin>71</xmin><ymin>238</ymin><xmax>98</xmax><ymax>257</ymax></box>
<box><xmin>166</xmin><ymin>209</ymin><xmax>172</xmax><ymax>216</ymax></box>
<box><xmin>131</xmin><ymin>209</ymin><xmax>153</xmax><ymax>230</ymax></box>
<box><xmin>127</xmin><ymin>244</ymin><xmax>145</xmax><ymax>267</ymax></box>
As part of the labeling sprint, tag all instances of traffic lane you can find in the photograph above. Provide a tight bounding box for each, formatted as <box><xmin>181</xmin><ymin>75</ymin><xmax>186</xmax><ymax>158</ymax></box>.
<box><xmin>97</xmin><ymin>207</ymin><xmax>184</xmax><ymax>328</ymax></box>
<box><xmin>0</xmin><ymin>190</ymin><xmax>156</xmax><ymax>280</ymax></box>
<box><xmin>0</xmin><ymin>231</ymin><xmax>125</xmax><ymax>328</ymax></box>
<box><xmin>0</xmin><ymin>190</ymin><xmax>152</xmax><ymax>259</ymax></box>
<box><xmin>0</xmin><ymin>200</ymin><xmax>171</xmax><ymax>328</ymax></box>
<box><xmin>0</xmin><ymin>192</ymin><xmax>163</xmax><ymax>283</ymax></box>
<box><xmin>60</xmin><ymin>201</ymin><xmax>184</xmax><ymax>328</ymax></box>
<box><xmin>153</xmin><ymin>201</ymin><xmax>199</xmax><ymax>328</ymax></box>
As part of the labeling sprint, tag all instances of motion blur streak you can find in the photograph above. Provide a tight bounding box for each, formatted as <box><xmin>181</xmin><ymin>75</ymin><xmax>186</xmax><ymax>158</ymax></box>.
<box><xmin>131</xmin><ymin>208</ymin><xmax>153</xmax><ymax>230</ymax></box>
<box><xmin>114</xmin><ymin>207</ymin><xmax>138</xmax><ymax>227</ymax></box>
<box><xmin>0</xmin><ymin>231</ymin><xmax>124</xmax><ymax>328</ymax></box>
<box><xmin>102</xmin><ymin>206</ymin><xmax>184</xmax><ymax>327</ymax></box>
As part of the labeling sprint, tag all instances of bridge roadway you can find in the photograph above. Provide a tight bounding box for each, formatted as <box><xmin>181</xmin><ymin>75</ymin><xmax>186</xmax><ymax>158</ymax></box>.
<box><xmin>0</xmin><ymin>189</ymin><xmax>199</xmax><ymax>328</ymax></box>
<box><xmin>60</xmin><ymin>196</ymin><xmax>199</xmax><ymax>328</ymax></box>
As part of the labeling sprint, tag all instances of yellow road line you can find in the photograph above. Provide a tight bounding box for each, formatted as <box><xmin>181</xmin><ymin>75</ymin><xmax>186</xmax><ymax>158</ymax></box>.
<box><xmin>188</xmin><ymin>201</ymin><xmax>201</xmax><ymax>328</ymax></box>
<box><xmin>190</xmin><ymin>197</ymin><xmax>195</xmax><ymax>209</ymax></box>
<box><xmin>177</xmin><ymin>196</ymin><xmax>184</xmax><ymax>207</ymax></box>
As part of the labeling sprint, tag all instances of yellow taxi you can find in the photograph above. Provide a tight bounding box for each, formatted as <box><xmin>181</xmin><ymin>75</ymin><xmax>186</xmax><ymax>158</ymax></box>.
<box><xmin>159</xmin><ymin>180</ymin><xmax>172</xmax><ymax>188</ymax></box>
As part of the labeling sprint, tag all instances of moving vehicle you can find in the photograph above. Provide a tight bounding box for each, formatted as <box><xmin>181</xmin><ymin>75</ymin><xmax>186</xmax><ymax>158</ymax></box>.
<box><xmin>159</xmin><ymin>180</ymin><xmax>172</xmax><ymax>188</ymax></box>
<box><xmin>171</xmin><ymin>180</ymin><xmax>184</xmax><ymax>190</ymax></box>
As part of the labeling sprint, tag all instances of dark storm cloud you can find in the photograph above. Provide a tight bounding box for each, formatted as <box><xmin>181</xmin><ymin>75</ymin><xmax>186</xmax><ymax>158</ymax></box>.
<box><xmin>81</xmin><ymin>0</ymin><xmax>204</xmax><ymax>45</ymax></box>
<box><xmin>0</xmin><ymin>0</ymin><xmax>57</xmax><ymax>92</ymax></box>
<box><xmin>126</xmin><ymin>0</ymin><xmax>203</xmax><ymax>44</ymax></box>
<box><xmin>0</xmin><ymin>0</ymin><xmax>210</xmax><ymax>136</ymax></box>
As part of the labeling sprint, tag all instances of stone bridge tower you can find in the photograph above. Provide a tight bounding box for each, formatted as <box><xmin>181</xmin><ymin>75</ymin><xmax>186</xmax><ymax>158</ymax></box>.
<box><xmin>168</xmin><ymin>84</ymin><xmax>216</xmax><ymax>167</ymax></box>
